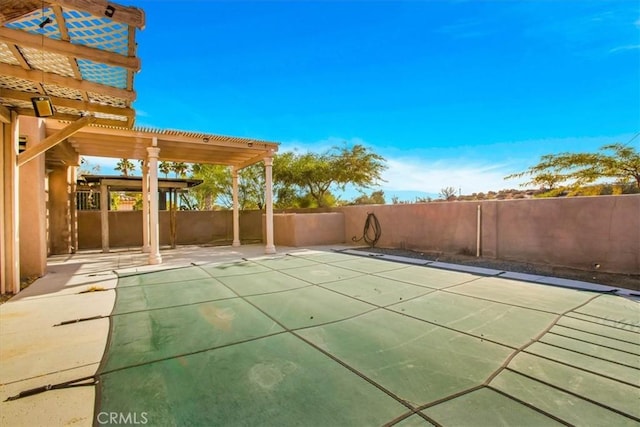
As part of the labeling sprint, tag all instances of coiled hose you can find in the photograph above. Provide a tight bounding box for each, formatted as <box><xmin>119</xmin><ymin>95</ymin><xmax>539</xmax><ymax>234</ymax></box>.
<box><xmin>352</xmin><ymin>212</ymin><xmax>381</xmax><ymax>247</ymax></box>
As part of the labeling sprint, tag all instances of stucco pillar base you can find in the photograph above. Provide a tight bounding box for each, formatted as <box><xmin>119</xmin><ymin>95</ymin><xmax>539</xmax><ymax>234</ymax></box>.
<box><xmin>232</xmin><ymin>241</ymin><xmax>241</xmax><ymax>247</ymax></box>
<box><xmin>148</xmin><ymin>253</ymin><xmax>162</xmax><ymax>265</ymax></box>
<box><xmin>264</xmin><ymin>244</ymin><xmax>276</xmax><ymax>254</ymax></box>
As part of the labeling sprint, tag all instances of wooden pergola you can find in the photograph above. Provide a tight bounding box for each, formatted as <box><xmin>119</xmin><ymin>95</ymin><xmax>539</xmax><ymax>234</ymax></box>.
<box><xmin>0</xmin><ymin>1</ymin><xmax>279</xmax><ymax>295</ymax></box>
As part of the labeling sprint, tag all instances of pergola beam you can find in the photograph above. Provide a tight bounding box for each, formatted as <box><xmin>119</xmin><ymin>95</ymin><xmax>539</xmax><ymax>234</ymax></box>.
<box><xmin>18</xmin><ymin>115</ymin><xmax>96</xmax><ymax>166</ymax></box>
<box><xmin>1</xmin><ymin>88</ymin><xmax>135</xmax><ymax>118</ymax></box>
<box><xmin>0</xmin><ymin>2</ymin><xmax>40</xmax><ymax>24</ymax></box>
<box><xmin>16</xmin><ymin>109</ymin><xmax>129</xmax><ymax>128</ymax></box>
<box><xmin>51</xmin><ymin>0</ymin><xmax>145</xmax><ymax>29</ymax></box>
<box><xmin>0</xmin><ymin>63</ymin><xmax>136</xmax><ymax>101</ymax></box>
<box><xmin>46</xmin><ymin>139</ymin><xmax>80</xmax><ymax>166</ymax></box>
<box><xmin>0</xmin><ymin>105</ymin><xmax>10</xmax><ymax>124</ymax></box>
<box><xmin>0</xmin><ymin>27</ymin><xmax>140</xmax><ymax>70</ymax></box>
<box><xmin>236</xmin><ymin>152</ymin><xmax>270</xmax><ymax>170</ymax></box>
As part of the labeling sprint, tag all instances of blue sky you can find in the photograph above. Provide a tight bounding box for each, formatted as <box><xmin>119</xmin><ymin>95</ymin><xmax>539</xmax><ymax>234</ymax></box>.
<box><xmin>89</xmin><ymin>0</ymin><xmax>640</xmax><ymax>200</ymax></box>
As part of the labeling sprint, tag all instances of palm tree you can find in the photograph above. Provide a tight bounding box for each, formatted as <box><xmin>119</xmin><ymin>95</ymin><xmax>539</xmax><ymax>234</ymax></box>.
<box><xmin>171</xmin><ymin>162</ymin><xmax>189</xmax><ymax>178</ymax></box>
<box><xmin>115</xmin><ymin>158</ymin><xmax>135</xmax><ymax>176</ymax></box>
<box><xmin>159</xmin><ymin>161</ymin><xmax>171</xmax><ymax>178</ymax></box>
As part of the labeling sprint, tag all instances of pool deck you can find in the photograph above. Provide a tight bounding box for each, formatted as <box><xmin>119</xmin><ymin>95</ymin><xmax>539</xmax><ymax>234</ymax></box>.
<box><xmin>0</xmin><ymin>245</ymin><xmax>343</xmax><ymax>426</ymax></box>
<box><xmin>0</xmin><ymin>244</ymin><xmax>637</xmax><ymax>426</ymax></box>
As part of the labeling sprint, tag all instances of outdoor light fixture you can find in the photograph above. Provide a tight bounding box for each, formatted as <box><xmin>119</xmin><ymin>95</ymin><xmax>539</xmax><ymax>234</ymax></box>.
<box><xmin>33</xmin><ymin>4</ymin><xmax>55</xmax><ymax>118</ymax></box>
<box><xmin>39</xmin><ymin>17</ymin><xmax>52</xmax><ymax>28</ymax></box>
<box><xmin>31</xmin><ymin>96</ymin><xmax>55</xmax><ymax>118</ymax></box>
<box><xmin>247</xmin><ymin>142</ymin><xmax>253</xmax><ymax>147</ymax></box>
<box><xmin>203</xmin><ymin>137</ymin><xmax>210</xmax><ymax>143</ymax></box>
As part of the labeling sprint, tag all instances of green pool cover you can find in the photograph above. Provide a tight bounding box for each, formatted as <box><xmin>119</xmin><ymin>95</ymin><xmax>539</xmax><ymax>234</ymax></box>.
<box><xmin>95</xmin><ymin>251</ymin><xmax>640</xmax><ymax>426</ymax></box>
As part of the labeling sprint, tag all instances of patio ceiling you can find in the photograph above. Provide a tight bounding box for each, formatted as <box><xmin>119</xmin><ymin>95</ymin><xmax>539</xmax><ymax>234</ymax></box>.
<box><xmin>46</xmin><ymin>120</ymin><xmax>280</xmax><ymax>169</ymax></box>
<box><xmin>0</xmin><ymin>0</ymin><xmax>143</xmax><ymax>127</ymax></box>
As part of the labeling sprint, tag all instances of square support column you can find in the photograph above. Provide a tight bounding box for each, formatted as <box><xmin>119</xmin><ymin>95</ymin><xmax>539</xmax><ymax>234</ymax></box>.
<box><xmin>264</xmin><ymin>156</ymin><xmax>276</xmax><ymax>254</ymax></box>
<box><xmin>18</xmin><ymin>116</ymin><xmax>47</xmax><ymax>278</ymax></box>
<box><xmin>1</xmin><ymin>112</ymin><xmax>19</xmax><ymax>294</ymax></box>
<box><xmin>232</xmin><ymin>166</ymin><xmax>240</xmax><ymax>247</ymax></box>
<box><xmin>147</xmin><ymin>145</ymin><xmax>162</xmax><ymax>265</ymax></box>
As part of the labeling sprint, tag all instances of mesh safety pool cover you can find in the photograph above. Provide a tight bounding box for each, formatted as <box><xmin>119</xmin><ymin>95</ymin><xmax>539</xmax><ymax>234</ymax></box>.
<box><xmin>95</xmin><ymin>253</ymin><xmax>640</xmax><ymax>426</ymax></box>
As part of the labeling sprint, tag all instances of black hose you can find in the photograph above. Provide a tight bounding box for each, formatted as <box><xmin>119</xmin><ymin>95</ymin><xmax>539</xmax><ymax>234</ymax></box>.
<box><xmin>352</xmin><ymin>212</ymin><xmax>381</xmax><ymax>247</ymax></box>
<box><xmin>5</xmin><ymin>375</ymin><xmax>97</xmax><ymax>401</ymax></box>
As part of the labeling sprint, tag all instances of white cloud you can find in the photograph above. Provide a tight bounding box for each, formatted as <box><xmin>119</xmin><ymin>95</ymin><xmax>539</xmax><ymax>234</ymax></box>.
<box><xmin>609</xmin><ymin>44</ymin><xmax>640</xmax><ymax>54</ymax></box>
<box><xmin>381</xmin><ymin>157</ymin><xmax>525</xmax><ymax>195</ymax></box>
<box><xmin>278</xmin><ymin>136</ymin><xmax>367</xmax><ymax>154</ymax></box>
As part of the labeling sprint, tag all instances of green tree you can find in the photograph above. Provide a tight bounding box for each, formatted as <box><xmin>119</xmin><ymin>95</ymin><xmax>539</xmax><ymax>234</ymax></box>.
<box><xmin>190</xmin><ymin>164</ymin><xmax>228</xmax><ymax>210</ymax></box>
<box><xmin>506</xmin><ymin>143</ymin><xmax>640</xmax><ymax>193</ymax></box>
<box><xmin>115</xmin><ymin>158</ymin><xmax>135</xmax><ymax>176</ymax></box>
<box><xmin>274</xmin><ymin>145</ymin><xmax>386</xmax><ymax>207</ymax></box>
<box><xmin>110</xmin><ymin>192</ymin><xmax>120</xmax><ymax>210</ymax></box>
<box><xmin>171</xmin><ymin>162</ymin><xmax>189</xmax><ymax>178</ymax></box>
<box><xmin>216</xmin><ymin>163</ymin><xmax>266</xmax><ymax>210</ymax></box>
<box><xmin>189</xmin><ymin>163</ymin><xmax>266</xmax><ymax>211</ymax></box>
<box><xmin>159</xmin><ymin>161</ymin><xmax>172</xmax><ymax>178</ymax></box>
<box><xmin>352</xmin><ymin>190</ymin><xmax>386</xmax><ymax>205</ymax></box>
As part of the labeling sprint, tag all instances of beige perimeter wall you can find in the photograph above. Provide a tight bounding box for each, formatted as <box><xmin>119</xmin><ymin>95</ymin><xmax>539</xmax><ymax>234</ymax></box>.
<box><xmin>75</xmin><ymin>195</ymin><xmax>639</xmax><ymax>274</ymax></box>
<box><xmin>78</xmin><ymin>210</ymin><xmax>263</xmax><ymax>249</ymax></box>
<box><xmin>335</xmin><ymin>195</ymin><xmax>639</xmax><ymax>274</ymax></box>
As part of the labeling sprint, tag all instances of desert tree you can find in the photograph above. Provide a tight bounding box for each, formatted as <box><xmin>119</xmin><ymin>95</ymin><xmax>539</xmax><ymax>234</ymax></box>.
<box><xmin>506</xmin><ymin>143</ymin><xmax>640</xmax><ymax>193</ymax></box>
<box><xmin>274</xmin><ymin>144</ymin><xmax>386</xmax><ymax>207</ymax></box>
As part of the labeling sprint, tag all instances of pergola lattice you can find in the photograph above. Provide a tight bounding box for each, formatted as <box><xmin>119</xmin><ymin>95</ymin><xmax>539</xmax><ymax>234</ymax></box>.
<box><xmin>0</xmin><ymin>0</ymin><xmax>142</xmax><ymax>126</ymax></box>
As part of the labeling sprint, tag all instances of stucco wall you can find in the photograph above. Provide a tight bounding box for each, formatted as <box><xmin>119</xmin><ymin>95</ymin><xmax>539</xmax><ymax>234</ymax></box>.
<box><xmin>336</xmin><ymin>203</ymin><xmax>478</xmax><ymax>254</ymax></box>
<box><xmin>273</xmin><ymin>212</ymin><xmax>345</xmax><ymax>247</ymax></box>
<box><xmin>78</xmin><ymin>210</ymin><xmax>264</xmax><ymax>249</ymax></box>
<box><xmin>18</xmin><ymin>117</ymin><xmax>47</xmax><ymax>278</ymax></box>
<box><xmin>480</xmin><ymin>196</ymin><xmax>639</xmax><ymax>273</ymax></box>
<box><xmin>75</xmin><ymin>195</ymin><xmax>639</xmax><ymax>274</ymax></box>
<box><xmin>335</xmin><ymin>195</ymin><xmax>640</xmax><ymax>274</ymax></box>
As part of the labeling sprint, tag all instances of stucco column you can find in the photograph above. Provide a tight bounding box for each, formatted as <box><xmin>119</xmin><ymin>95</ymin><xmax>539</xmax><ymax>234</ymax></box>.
<box><xmin>100</xmin><ymin>183</ymin><xmax>109</xmax><ymax>253</ymax></box>
<box><xmin>1</xmin><ymin>112</ymin><xmax>20</xmax><ymax>294</ymax></box>
<box><xmin>264</xmin><ymin>157</ymin><xmax>276</xmax><ymax>254</ymax></box>
<box><xmin>147</xmin><ymin>146</ymin><xmax>162</xmax><ymax>265</ymax></box>
<box><xmin>141</xmin><ymin>160</ymin><xmax>150</xmax><ymax>253</ymax></box>
<box><xmin>18</xmin><ymin>116</ymin><xmax>47</xmax><ymax>279</ymax></box>
<box><xmin>231</xmin><ymin>166</ymin><xmax>240</xmax><ymax>247</ymax></box>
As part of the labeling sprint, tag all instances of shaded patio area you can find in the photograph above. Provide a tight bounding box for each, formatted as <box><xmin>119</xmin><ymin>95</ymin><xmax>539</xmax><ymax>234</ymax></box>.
<box><xmin>1</xmin><ymin>245</ymin><xmax>638</xmax><ymax>426</ymax></box>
